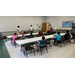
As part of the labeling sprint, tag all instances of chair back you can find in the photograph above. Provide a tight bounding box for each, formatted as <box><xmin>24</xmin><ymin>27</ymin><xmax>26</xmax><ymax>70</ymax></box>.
<box><xmin>40</xmin><ymin>40</ymin><xmax>46</xmax><ymax>44</ymax></box>
<box><xmin>61</xmin><ymin>36</ymin><xmax>64</xmax><ymax>39</ymax></box>
<box><xmin>30</xmin><ymin>35</ymin><xmax>34</xmax><ymax>38</ymax></box>
<box><xmin>66</xmin><ymin>35</ymin><xmax>70</xmax><ymax>39</ymax></box>
<box><xmin>25</xmin><ymin>42</ymin><xmax>34</xmax><ymax>50</ymax></box>
<box><xmin>15</xmin><ymin>37</ymin><xmax>20</xmax><ymax>40</ymax></box>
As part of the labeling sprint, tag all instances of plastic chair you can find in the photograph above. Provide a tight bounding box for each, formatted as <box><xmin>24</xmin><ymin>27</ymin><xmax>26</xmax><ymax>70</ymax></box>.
<box><xmin>23</xmin><ymin>43</ymin><xmax>35</xmax><ymax>58</ymax></box>
<box><xmin>40</xmin><ymin>40</ymin><xmax>48</xmax><ymax>55</ymax></box>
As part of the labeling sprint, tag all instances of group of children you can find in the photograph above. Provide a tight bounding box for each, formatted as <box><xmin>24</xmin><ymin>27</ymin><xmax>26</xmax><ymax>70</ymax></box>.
<box><xmin>13</xmin><ymin>31</ymin><xmax>27</xmax><ymax>42</ymax></box>
<box><xmin>47</xmin><ymin>27</ymin><xmax>53</xmax><ymax>35</ymax></box>
<box><xmin>12</xmin><ymin>31</ymin><xmax>45</xmax><ymax>51</ymax></box>
<box><xmin>54</xmin><ymin>30</ymin><xmax>71</xmax><ymax>45</ymax></box>
<box><xmin>0</xmin><ymin>28</ymin><xmax>73</xmax><ymax>52</ymax></box>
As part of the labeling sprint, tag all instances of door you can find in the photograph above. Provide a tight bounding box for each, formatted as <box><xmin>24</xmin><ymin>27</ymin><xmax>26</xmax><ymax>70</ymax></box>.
<box><xmin>42</xmin><ymin>23</ymin><xmax>46</xmax><ymax>32</ymax></box>
<box><xmin>46</xmin><ymin>23</ymin><xmax>50</xmax><ymax>32</ymax></box>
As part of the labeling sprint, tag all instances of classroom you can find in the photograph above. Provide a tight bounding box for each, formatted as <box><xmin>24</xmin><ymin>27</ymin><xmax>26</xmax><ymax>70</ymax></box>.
<box><xmin>0</xmin><ymin>16</ymin><xmax>75</xmax><ymax>58</ymax></box>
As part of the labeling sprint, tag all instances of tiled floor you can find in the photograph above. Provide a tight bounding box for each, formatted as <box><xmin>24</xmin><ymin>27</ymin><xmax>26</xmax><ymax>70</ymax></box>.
<box><xmin>4</xmin><ymin>40</ymin><xmax>75</xmax><ymax>58</ymax></box>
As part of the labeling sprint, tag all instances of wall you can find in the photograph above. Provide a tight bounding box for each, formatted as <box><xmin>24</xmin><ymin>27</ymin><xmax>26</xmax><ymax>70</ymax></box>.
<box><xmin>45</xmin><ymin>16</ymin><xmax>75</xmax><ymax>28</ymax></box>
<box><xmin>0</xmin><ymin>16</ymin><xmax>45</xmax><ymax>32</ymax></box>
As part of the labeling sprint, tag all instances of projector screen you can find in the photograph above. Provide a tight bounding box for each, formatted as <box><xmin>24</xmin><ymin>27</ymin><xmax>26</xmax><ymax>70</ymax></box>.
<box><xmin>62</xmin><ymin>21</ymin><xmax>73</xmax><ymax>28</ymax></box>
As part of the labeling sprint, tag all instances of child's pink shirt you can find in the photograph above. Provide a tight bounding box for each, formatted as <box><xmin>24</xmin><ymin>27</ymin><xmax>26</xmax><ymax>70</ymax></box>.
<box><xmin>13</xmin><ymin>35</ymin><xmax>19</xmax><ymax>41</ymax></box>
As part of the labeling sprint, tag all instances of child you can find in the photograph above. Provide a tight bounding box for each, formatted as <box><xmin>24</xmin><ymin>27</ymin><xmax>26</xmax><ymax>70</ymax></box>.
<box><xmin>20</xmin><ymin>32</ymin><xmax>24</xmax><ymax>35</ymax></box>
<box><xmin>64</xmin><ymin>30</ymin><xmax>70</xmax><ymax>40</ymax></box>
<box><xmin>30</xmin><ymin>25</ymin><xmax>34</xmax><ymax>33</ymax></box>
<box><xmin>17</xmin><ymin>26</ymin><xmax>21</xmax><ymax>35</ymax></box>
<box><xmin>23</xmin><ymin>31</ymin><xmax>27</xmax><ymax>39</ymax></box>
<box><xmin>13</xmin><ymin>33</ymin><xmax>19</xmax><ymax>42</ymax></box>
<box><xmin>37</xmin><ymin>31</ymin><xmax>42</xmax><ymax>37</ymax></box>
<box><xmin>47</xmin><ymin>29</ymin><xmax>50</xmax><ymax>35</ymax></box>
<box><xmin>50</xmin><ymin>27</ymin><xmax>53</xmax><ymax>32</ymax></box>
<box><xmin>36</xmin><ymin>36</ymin><xmax>45</xmax><ymax>51</ymax></box>
<box><xmin>41</xmin><ymin>31</ymin><xmax>44</xmax><ymax>35</ymax></box>
<box><xmin>54</xmin><ymin>32</ymin><xmax>61</xmax><ymax>45</ymax></box>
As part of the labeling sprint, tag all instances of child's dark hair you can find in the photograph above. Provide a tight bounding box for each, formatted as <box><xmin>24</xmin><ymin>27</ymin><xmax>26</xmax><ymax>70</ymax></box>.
<box><xmin>24</xmin><ymin>31</ymin><xmax>26</xmax><ymax>34</ymax></box>
<box><xmin>42</xmin><ymin>36</ymin><xmax>45</xmax><ymax>40</ymax></box>
<box><xmin>14</xmin><ymin>33</ymin><xmax>17</xmax><ymax>35</ymax></box>
<box><xmin>66</xmin><ymin>30</ymin><xmax>69</xmax><ymax>33</ymax></box>
<box><xmin>58</xmin><ymin>32</ymin><xmax>60</xmax><ymax>34</ymax></box>
<box><xmin>51</xmin><ymin>27</ymin><xmax>52</xmax><ymax>29</ymax></box>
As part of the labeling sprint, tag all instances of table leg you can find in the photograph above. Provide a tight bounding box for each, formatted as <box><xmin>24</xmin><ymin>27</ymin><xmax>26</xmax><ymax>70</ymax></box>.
<box><xmin>11</xmin><ymin>38</ymin><xmax>12</xmax><ymax>44</ymax></box>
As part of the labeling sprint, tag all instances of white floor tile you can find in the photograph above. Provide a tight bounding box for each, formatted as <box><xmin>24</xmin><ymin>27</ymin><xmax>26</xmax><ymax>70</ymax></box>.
<box><xmin>5</xmin><ymin>41</ymin><xmax>75</xmax><ymax>58</ymax></box>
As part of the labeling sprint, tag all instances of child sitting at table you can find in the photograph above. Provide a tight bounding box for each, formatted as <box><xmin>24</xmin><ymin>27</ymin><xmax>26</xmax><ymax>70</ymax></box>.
<box><xmin>20</xmin><ymin>32</ymin><xmax>24</xmax><ymax>35</ymax></box>
<box><xmin>47</xmin><ymin>29</ymin><xmax>50</xmax><ymax>35</ymax></box>
<box><xmin>37</xmin><ymin>31</ymin><xmax>42</xmax><ymax>37</ymax></box>
<box><xmin>13</xmin><ymin>33</ymin><xmax>19</xmax><ymax>42</ymax></box>
<box><xmin>64</xmin><ymin>30</ymin><xmax>70</xmax><ymax>40</ymax></box>
<box><xmin>50</xmin><ymin>27</ymin><xmax>53</xmax><ymax>32</ymax></box>
<box><xmin>54</xmin><ymin>32</ymin><xmax>61</xmax><ymax>45</ymax></box>
<box><xmin>23</xmin><ymin>31</ymin><xmax>27</xmax><ymax>39</ymax></box>
<box><xmin>36</xmin><ymin>36</ymin><xmax>45</xmax><ymax>51</ymax></box>
<box><xmin>41</xmin><ymin>31</ymin><xmax>44</xmax><ymax>35</ymax></box>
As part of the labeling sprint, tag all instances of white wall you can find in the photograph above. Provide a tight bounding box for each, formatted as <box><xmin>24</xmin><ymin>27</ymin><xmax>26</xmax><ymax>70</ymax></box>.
<box><xmin>45</xmin><ymin>16</ymin><xmax>75</xmax><ymax>28</ymax></box>
<box><xmin>0</xmin><ymin>16</ymin><xmax>45</xmax><ymax>32</ymax></box>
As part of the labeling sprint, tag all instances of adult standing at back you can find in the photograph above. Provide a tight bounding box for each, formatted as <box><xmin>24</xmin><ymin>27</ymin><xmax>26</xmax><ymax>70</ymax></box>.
<box><xmin>17</xmin><ymin>25</ymin><xmax>21</xmax><ymax>35</ymax></box>
<box><xmin>30</xmin><ymin>25</ymin><xmax>34</xmax><ymax>33</ymax></box>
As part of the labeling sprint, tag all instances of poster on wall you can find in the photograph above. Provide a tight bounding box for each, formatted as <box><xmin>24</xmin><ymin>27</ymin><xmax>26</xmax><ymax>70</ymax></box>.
<box><xmin>62</xmin><ymin>21</ymin><xmax>73</xmax><ymax>28</ymax></box>
<box><xmin>34</xmin><ymin>24</ymin><xmax>41</xmax><ymax>30</ymax></box>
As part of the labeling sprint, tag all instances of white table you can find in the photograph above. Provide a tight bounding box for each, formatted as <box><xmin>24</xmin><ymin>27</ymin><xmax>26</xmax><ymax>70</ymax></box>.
<box><xmin>16</xmin><ymin>33</ymin><xmax>65</xmax><ymax>45</ymax></box>
<box><xmin>7</xmin><ymin>32</ymin><xmax>46</xmax><ymax>39</ymax></box>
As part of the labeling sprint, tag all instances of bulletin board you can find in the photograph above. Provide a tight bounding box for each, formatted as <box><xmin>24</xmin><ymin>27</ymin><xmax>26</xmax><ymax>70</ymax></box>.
<box><xmin>62</xmin><ymin>21</ymin><xmax>73</xmax><ymax>28</ymax></box>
